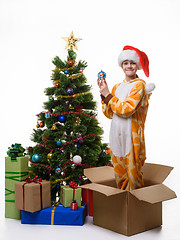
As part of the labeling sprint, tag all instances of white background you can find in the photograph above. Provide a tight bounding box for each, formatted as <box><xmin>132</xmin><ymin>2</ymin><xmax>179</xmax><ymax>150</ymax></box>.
<box><xmin>0</xmin><ymin>0</ymin><xmax>180</xmax><ymax>239</ymax></box>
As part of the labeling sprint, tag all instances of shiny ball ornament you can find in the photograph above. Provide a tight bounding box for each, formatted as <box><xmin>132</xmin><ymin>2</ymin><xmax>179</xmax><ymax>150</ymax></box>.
<box><xmin>75</xmin><ymin>144</ymin><xmax>80</xmax><ymax>149</ymax></box>
<box><xmin>66</xmin><ymin>88</ymin><xmax>73</xmax><ymax>94</ymax></box>
<box><xmin>69</xmin><ymin>104</ymin><xmax>74</xmax><ymax>110</ymax></box>
<box><xmin>51</xmin><ymin>123</ymin><xmax>58</xmax><ymax>130</ymax></box>
<box><xmin>32</xmin><ymin>154</ymin><xmax>41</xmax><ymax>163</ymax></box>
<box><xmin>79</xmin><ymin>69</ymin><xmax>83</xmax><ymax>73</ymax></box>
<box><xmin>64</xmin><ymin>70</ymin><xmax>69</xmax><ymax>74</ymax></box>
<box><xmin>54</xmin><ymin>82</ymin><xmax>60</xmax><ymax>88</ymax></box>
<box><xmin>106</xmin><ymin>149</ymin><xmax>111</xmax><ymax>155</ymax></box>
<box><xmin>61</xmin><ymin>172</ymin><xmax>65</xmax><ymax>178</ymax></box>
<box><xmin>68</xmin><ymin>60</ymin><xmax>74</xmax><ymax>66</ymax></box>
<box><xmin>45</xmin><ymin>113</ymin><xmax>50</xmax><ymax>118</ymax></box>
<box><xmin>39</xmin><ymin>122</ymin><xmax>44</xmax><ymax>128</ymax></box>
<box><xmin>72</xmin><ymin>155</ymin><xmax>82</xmax><ymax>164</ymax></box>
<box><xmin>56</xmin><ymin>140</ymin><xmax>62</xmax><ymax>147</ymax></box>
<box><xmin>36</xmin><ymin>123</ymin><xmax>40</xmax><ymax>128</ymax></box>
<box><xmin>55</xmin><ymin>167</ymin><xmax>62</xmax><ymax>174</ymax></box>
<box><xmin>98</xmin><ymin>70</ymin><xmax>106</xmax><ymax>80</ymax></box>
<box><xmin>47</xmin><ymin>152</ymin><xmax>53</xmax><ymax>159</ymax></box>
<box><xmin>58</xmin><ymin>115</ymin><xmax>67</xmax><ymax>123</ymax></box>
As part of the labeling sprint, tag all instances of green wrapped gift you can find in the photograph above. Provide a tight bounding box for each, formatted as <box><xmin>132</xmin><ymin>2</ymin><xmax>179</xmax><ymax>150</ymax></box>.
<box><xmin>60</xmin><ymin>182</ymin><xmax>82</xmax><ymax>207</ymax></box>
<box><xmin>5</xmin><ymin>156</ymin><xmax>28</xmax><ymax>219</ymax></box>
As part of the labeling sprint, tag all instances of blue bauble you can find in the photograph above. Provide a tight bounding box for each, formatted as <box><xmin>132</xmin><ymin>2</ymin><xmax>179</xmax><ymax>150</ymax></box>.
<box><xmin>75</xmin><ymin>144</ymin><xmax>80</xmax><ymax>149</ymax></box>
<box><xmin>45</xmin><ymin>113</ymin><xmax>50</xmax><ymax>118</ymax></box>
<box><xmin>64</xmin><ymin>70</ymin><xmax>69</xmax><ymax>74</ymax></box>
<box><xmin>98</xmin><ymin>70</ymin><xmax>106</xmax><ymax>80</ymax></box>
<box><xmin>32</xmin><ymin>154</ymin><xmax>41</xmax><ymax>163</ymax></box>
<box><xmin>56</xmin><ymin>140</ymin><xmax>62</xmax><ymax>147</ymax></box>
<box><xmin>55</xmin><ymin>167</ymin><xmax>62</xmax><ymax>174</ymax></box>
<box><xmin>58</xmin><ymin>115</ymin><xmax>67</xmax><ymax>123</ymax></box>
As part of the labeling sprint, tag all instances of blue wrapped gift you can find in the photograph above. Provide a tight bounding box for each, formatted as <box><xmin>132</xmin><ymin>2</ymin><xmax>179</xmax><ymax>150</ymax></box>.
<box><xmin>21</xmin><ymin>203</ymin><xmax>86</xmax><ymax>225</ymax></box>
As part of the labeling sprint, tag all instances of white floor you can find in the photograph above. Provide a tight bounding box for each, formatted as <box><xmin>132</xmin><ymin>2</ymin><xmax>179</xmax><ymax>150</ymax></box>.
<box><xmin>0</xmin><ymin>198</ymin><xmax>179</xmax><ymax>240</ymax></box>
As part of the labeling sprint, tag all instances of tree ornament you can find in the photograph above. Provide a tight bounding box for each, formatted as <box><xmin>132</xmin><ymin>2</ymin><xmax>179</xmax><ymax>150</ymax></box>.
<box><xmin>79</xmin><ymin>176</ymin><xmax>82</xmax><ymax>180</ymax></box>
<box><xmin>75</xmin><ymin>144</ymin><xmax>80</xmax><ymax>149</ymax></box>
<box><xmin>68</xmin><ymin>60</ymin><xmax>74</xmax><ymax>66</ymax></box>
<box><xmin>47</xmin><ymin>152</ymin><xmax>53</xmax><ymax>159</ymax></box>
<box><xmin>66</xmin><ymin>88</ymin><xmax>73</xmax><ymax>94</ymax></box>
<box><xmin>62</xmin><ymin>31</ymin><xmax>82</xmax><ymax>51</ymax></box>
<box><xmin>32</xmin><ymin>154</ymin><xmax>41</xmax><ymax>163</ymax></box>
<box><xmin>45</xmin><ymin>113</ymin><xmax>51</xmax><ymax>118</ymax></box>
<box><xmin>79</xmin><ymin>69</ymin><xmax>83</xmax><ymax>73</ymax></box>
<box><xmin>36</xmin><ymin>123</ymin><xmax>40</xmax><ymax>128</ymax></box>
<box><xmin>77</xmin><ymin>137</ymin><xmax>83</xmax><ymax>143</ymax></box>
<box><xmin>39</xmin><ymin>122</ymin><xmax>45</xmax><ymax>128</ymax></box>
<box><xmin>72</xmin><ymin>155</ymin><xmax>82</xmax><ymax>164</ymax></box>
<box><xmin>64</xmin><ymin>70</ymin><xmax>69</xmax><ymax>74</ymax></box>
<box><xmin>98</xmin><ymin>70</ymin><xmax>106</xmax><ymax>80</ymax></box>
<box><xmin>51</xmin><ymin>123</ymin><xmax>58</xmax><ymax>130</ymax></box>
<box><xmin>58</xmin><ymin>115</ymin><xmax>67</xmax><ymax>123</ymax></box>
<box><xmin>74</xmin><ymin>117</ymin><xmax>81</xmax><ymax>126</ymax></box>
<box><xmin>69</xmin><ymin>104</ymin><xmax>74</xmax><ymax>110</ymax></box>
<box><xmin>61</xmin><ymin>172</ymin><xmax>65</xmax><ymax>178</ymax></box>
<box><xmin>54</xmin><ymin>82</ymin><xmax>60</xmax><ymax>88</ymax></box>
<box><xmin>106</xmin><ymin>149</ymin><xmax>111</xmax><ymax>155</ymax></box>
<box><xmin>55</xmin><ymin>167</ymin><xmax>62</xmax><ymax>174</ymax></box>
<box><xmin>56</xmin><ymin>140</ymin><xmax>62</xmax><ymax>147</ymax></box>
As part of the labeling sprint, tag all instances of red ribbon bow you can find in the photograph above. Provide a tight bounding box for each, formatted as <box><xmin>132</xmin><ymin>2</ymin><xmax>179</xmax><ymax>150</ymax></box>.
<box><xmin>25</xmin><ymin>176</ymin><xmax>42</xmax><ymax>183</ymax></box>
<box><xmin>69</xmin><ymin>181</ymin><xmax>78</xmax><ymax>189</ymax></box>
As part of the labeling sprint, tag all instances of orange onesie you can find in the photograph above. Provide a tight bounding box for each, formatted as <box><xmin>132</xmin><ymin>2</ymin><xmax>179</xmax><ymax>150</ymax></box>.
<box><xmin>101</xmin><ymin>78</ymin><xmax>151</xmax><ymax>190</ymax></box>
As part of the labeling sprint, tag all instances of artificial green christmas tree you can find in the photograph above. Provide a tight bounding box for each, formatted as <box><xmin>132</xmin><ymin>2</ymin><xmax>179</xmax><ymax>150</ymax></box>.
<box><xmin>28</xmin><ymin>32</ymin><xmax>111</xmax><ymax>201</ymax></box>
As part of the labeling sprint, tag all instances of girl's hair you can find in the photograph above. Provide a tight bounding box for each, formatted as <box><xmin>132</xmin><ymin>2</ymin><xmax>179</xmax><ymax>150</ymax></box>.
<box><xmin>136</xmin><ymin>74</ymin><xmax>139</xmax><ymax>78</ymax></box>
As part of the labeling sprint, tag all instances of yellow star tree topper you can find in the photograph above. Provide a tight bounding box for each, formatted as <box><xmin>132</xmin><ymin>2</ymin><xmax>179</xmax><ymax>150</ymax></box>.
<box><xmin>62</xmin><ymin>31</ymin><xmax>82</xmax><ymax>50</ymax></box>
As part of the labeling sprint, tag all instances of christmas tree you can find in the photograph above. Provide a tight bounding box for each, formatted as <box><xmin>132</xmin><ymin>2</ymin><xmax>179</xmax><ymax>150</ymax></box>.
<box><xmin>28</xmin><ymin>32</ymin><xmax>111</xmax><ymax>201</ymax></box>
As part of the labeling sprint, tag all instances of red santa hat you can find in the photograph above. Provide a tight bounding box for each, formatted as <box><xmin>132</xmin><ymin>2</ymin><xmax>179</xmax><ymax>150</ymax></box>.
<box><xmin>118</xmin><ymin>45</ymin><xmax>149</xmax><ymax>77</ymax></box>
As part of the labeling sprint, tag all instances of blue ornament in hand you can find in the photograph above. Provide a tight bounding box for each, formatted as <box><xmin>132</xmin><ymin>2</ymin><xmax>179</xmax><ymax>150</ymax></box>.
<box><xmin>32</xmin><ymin>154</ymin><xmax>41</xmax><ymax>163</ymax></box>
<box><xmin>58</xmin><ymin>115</ymin><xmax>67</xmax><ymax>123</ymax></box>
<box><xmin>56</xmin><ymin>140</ymin><xmax>62</xmax><ymax>147</ymax></box>
<box><xmin>98</xmin><ymin>70</ymin><xmax>106</xmax><ymax>80</ymax></box>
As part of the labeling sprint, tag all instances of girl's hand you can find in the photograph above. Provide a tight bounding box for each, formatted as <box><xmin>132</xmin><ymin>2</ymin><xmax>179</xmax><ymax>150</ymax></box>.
<box><xmin>97</xmin><ymin>78</ymin><xmax>110</xmax><ymax>97</ymax></box>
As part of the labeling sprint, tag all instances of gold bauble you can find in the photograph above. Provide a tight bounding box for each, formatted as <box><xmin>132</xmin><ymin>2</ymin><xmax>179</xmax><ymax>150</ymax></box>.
<box><xmin>51</xmin><ymin>123</ymin><xmax>58</xmax><ymax>130</ymax></box>
<box><xmin>69</xmin><ymin>104</ymin><xmax>74</xmax><ymax>110</ymax></box>
<box><xmin>75</xmin><ymin>117</ymin><xmax>81</xmax><ymax>125</ymax></box>
<box><xmin>47</xmin><ymin>153</ymin><xmax>53</xmax><ymax>159</ymax></box>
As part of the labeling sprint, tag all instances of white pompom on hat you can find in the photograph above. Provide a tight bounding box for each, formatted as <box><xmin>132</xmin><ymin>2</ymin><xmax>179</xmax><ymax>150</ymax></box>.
<box><xmin>118</xmin><ymin>45</ymin><xmax>149</xmax><ymax>77</ymax></box>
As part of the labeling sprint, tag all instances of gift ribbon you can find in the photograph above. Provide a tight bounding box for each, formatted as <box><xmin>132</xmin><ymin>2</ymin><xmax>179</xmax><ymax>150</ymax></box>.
<box><xmin>5</xmin><ymin>171</ymin><xmax>28</xmax><ymax>203</ymax></box>
<box><xmin>22</xmin><ymin>176</ymin><xmax>42</xmax><ymax>211</ymax></box>
<box><xmin>69</xmin><ymin>181</ymin><xmax>78</xmax><ymax>201</ymax></box>
<box><xmin>51</xmin><ymin>203</ymin><xmax>63</xmax><ymax>225</ymax></box>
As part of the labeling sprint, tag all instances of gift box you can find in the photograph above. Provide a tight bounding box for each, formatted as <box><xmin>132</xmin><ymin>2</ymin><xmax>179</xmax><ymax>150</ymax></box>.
<box><xmin>21</xmin><ymin>203</ymin><xmax>86</xmax><ymax>225</ymax></box>
<box><xmin>5</xmin><ymin>155</ymin><xmax>28</xmax><ymax>219</ymax></box>
<box><xmin>15</xmin><ymin>178</ymin><xmax>51</xmax><ymax>213</ymax></box>
<box><xmin>80</xmin><ymin>164</ymin><xmax>177</xmax><ymax>236</ymax></box>
<box><xmin>60</xmin><ymin>183</ymin><xmax>81</xmax><ymax>207</ymax></box>
<box><xmin>82</xmin><ymin>188</ymin><xmax>93</xmax><ymax>216</ymax></box>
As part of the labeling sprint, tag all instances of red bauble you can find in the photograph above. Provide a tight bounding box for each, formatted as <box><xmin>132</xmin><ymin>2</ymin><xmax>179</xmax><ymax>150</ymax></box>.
<box><xmin>106</xmin><ymin>149</ymin><xmax>111</xmax><ymax>155</ymax></box>
<box><xmin>68</xmin><ymin>60</ymin><xmax>74</xmax><ymax>66</ymax></box>
<box><xmin>54</xmin><ymin>82</ymin><xmax>60</xmax><ymax>88</ymax></box>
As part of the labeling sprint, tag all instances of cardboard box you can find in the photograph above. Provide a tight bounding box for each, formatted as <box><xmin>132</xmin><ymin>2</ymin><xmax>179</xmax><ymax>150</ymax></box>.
<box><xmin>15</xmin><ymin>180</ymin><xmax>51</xmax><ymax>213</ymax></box>
<box><xmin>80</xmin><ymin>163</ymin><xmax>177</xmax><ymax>236</ymax></box>
<box><xmin>5</xmin><ymin>156</ymin><xmax>28</xmax><ymax>219</ymax></box>
<box><xmin>21</xmin><ymin>203</ymin><xmax>86</xmax><ymax>225</ymax></box>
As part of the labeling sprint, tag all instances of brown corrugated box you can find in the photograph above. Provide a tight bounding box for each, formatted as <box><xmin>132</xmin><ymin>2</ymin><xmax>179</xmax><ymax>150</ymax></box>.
<box><xmin>15</xmin><ymin>180</ymin><xmax>51</xmax><ymax>213</ymax></box>
<box><xmin>80</xmin><ymin>163</ymin><xmax>176</xmax><ymax>236</ymax></box>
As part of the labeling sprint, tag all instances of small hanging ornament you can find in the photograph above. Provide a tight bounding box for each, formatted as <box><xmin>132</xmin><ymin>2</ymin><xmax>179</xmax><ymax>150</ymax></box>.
<box><xmin>55</xmin><ymin>167</ymin><xmax>62</xmax><ymax>174</ymax></box>
<box><xmin>58</xmin><ymin>115</ymin><xmax>67</xmax><ymax>123</ymax></box>
<box><xmin>39</xmin><ymin>122</ymin><xmax>45</xmax><ymax>128</ymax></box>
<box><xmin>66</xmin><ymin>88</ymin><xmax>73</xmax><ymax>94</ymax></box>
<box><xmin>45</xmin><ymin>113</ymin><xmax>51</xmax><ymax>118</ymax></box>
<box><xmin>61</xmin><ymin>171</ymin><xmax>65</xmax><ymax>178</ymax></box>
<box><xmin>68</xmin><ymin>60</ymin><xmax>74</xmax><ymax>66</ymax></box>
<box><xmin>47</xmin><ymin>152</ymin><xmax>53</xmax><ymax>159</ymax></box>
<box><xmin>54</xmin><ymin>82</ymin><xmax>60</xmax><ymax>88</ymax></box>
<box><xmin>36</xmin><ymin>123</ymin><xmax>40</xmax><ymax>128</ymax></box>
<box><xmin>56</xmin><ymin>140</ymin><xmax>62</xmax><ymax>147</ymax></box>
<box><xmin>106</xmin><ymin>149</ymin><xmax>111</xmax><ymax>155</ymax></box>
<box><xmin>98</xmin><ymin>70</ymin><xmax>106</xmax><ymax>80</ymax></box>
<box><xmin>74</xmin><ymin>117</ymin><xmax>81</xmax><ymax>126</ymax></box>
<box><xmin>51</xmin><ymin>123</ymin><xmax>58</xmax><ymax>130</ymax></box>
<box><xmin>75</xmin><ymin>144</ymin><xmax>80</xmax><ymax>149</ymax></box>
<box><xmin>32</xmin><ymin>154</ymin><xmax>41</xmax><ymax>163</ymax></box>
<box><xmin>79</xmin><ymin>69</ymin><xmax>83</xmax><ymax>73</ymax></box>
<box><xmin>64</xmin><ymin>70</ymin><xmax>69</xmax><ymax>74</ymax></box>
<box><xmin>69</xmin><ymin>104</ymin><xmax>74</xmax><ymax>110</ymax></box>
<box><xmin>72</xmin><ymin>155</ymin><xmax>82</xmax><ymax>164</ymax></box>
<box><xmin>77</xmin><ymin>137</ymin><xmax>83</xmax><ymax>143</ymax></box>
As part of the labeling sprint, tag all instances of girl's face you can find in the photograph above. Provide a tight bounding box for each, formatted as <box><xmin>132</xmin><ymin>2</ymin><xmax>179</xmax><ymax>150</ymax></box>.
<box><xmin>122</xmin><ymin>60</ymin><xmax>138</xmax><ymax>79</ymax></box>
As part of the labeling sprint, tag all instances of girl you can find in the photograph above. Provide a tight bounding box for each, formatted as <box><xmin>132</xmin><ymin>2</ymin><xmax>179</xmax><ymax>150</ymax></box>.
<box><xmin>97</xmin><ymin>45</ymin><xmax>155</xmax><ymax>190</ymax></box>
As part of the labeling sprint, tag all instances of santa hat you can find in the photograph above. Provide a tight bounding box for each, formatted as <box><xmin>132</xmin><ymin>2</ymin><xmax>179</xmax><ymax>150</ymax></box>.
<box><xmin>118</xmin><ymin>45</ymin><xmax>149</xmax><ymax>77</ymax></box>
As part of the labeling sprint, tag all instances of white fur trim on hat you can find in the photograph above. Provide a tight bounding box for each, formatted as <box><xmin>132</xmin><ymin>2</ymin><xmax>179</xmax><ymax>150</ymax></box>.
<box><xmin>118</xmin><ymin>50</ymin><xmax>142</xmax><ymax>69</ymax></box>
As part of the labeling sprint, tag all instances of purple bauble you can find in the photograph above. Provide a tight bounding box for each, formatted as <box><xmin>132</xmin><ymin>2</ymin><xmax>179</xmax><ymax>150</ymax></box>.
<box><xmin>66</xmin><ymin>88</ymin><xmax>73</xmax><ymax>94</ymax></box>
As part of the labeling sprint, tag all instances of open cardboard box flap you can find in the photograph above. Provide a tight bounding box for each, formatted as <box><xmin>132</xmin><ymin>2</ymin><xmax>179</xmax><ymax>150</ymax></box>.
<box><xmin>82</xmin><ymin>163</ymin><xmax>176</xmax><ymax>203</ymax></box>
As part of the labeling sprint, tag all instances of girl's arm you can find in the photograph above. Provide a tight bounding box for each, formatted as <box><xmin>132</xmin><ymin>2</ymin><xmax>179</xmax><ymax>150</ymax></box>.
<box><xmin>104</xmin><ymin>81</ymin><xmax>145</xmax><ymax>118</ymax></box>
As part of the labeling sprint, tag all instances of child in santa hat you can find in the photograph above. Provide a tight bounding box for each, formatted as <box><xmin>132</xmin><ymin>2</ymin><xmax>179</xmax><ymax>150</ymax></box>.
<box><xmin>97</xmin><ymin>46</ymin><xmax>155</xmax><ymax>190</ymax></box>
